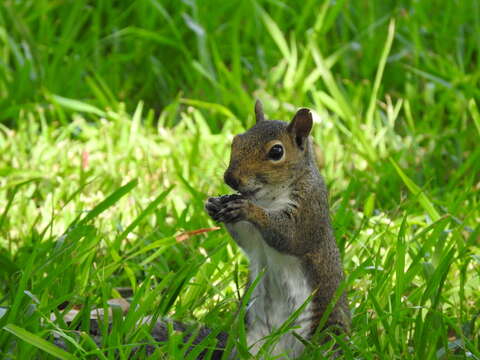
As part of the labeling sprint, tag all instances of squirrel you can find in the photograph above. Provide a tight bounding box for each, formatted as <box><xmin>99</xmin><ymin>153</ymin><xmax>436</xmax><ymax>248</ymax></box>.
<box><xmin>205</xmin><ymin>100</ymin><xmax>350</xmax><ymax>358</ymax></box>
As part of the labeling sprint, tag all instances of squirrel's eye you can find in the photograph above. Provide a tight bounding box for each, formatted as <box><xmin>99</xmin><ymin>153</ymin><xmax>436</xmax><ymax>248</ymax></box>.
<box><xmin>268</xmin><ymin>144</ymin><xmax>284</xmax><ymax>161</ymax></box>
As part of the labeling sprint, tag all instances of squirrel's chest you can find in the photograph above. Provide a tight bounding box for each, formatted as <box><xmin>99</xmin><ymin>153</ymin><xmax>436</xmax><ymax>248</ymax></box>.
<box><xmin>226</xmin><ymin>221</ymin><xmax>313</xmax><ymax>356</ymax></box>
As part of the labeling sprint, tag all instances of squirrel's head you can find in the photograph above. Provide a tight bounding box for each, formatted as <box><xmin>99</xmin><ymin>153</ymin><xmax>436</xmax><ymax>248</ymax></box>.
<box><xmin>224</xmin><ymin>100</ymin><xmax>314</xmax><ymax>199</ymax></box>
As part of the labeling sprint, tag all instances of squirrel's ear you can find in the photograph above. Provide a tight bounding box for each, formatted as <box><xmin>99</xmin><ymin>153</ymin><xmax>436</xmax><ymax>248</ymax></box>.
<box><xmin>255</xmin><ymin>100</ymin><xmax>265</xmax><ymax>123</ymax></box>
<box><xmin>287</xmin><ymin>108</ymin><xmax>313</xmax><ymax>149</ymax></box>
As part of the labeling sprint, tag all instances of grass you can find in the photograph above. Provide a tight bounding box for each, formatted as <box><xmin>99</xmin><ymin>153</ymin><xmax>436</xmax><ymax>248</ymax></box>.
<box><xmin>1</xmin><ymin>0</ymin><xmax>480</xmax><ymax>358</ymax></box>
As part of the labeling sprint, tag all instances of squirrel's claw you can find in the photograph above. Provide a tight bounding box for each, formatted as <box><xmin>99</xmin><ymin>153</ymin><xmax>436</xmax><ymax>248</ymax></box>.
<box><xmin>205</xmin><ymin>197</ymin><xmax>222</xmax><ymax>219</ymax></box>
<box><xmin>213</xmin><ymin>199</ymin><xmax>248</xmax><ymax>223</ymax></box>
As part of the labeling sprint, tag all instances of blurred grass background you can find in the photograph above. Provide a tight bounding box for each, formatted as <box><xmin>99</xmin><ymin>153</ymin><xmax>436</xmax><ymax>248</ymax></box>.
<box><xmin>0</xmin><ymin>0</ymin><xmax>479</xmax><ymax>359</ymax></box>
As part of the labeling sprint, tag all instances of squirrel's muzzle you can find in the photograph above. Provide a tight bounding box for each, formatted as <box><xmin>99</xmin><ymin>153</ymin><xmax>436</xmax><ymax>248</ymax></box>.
<box><xmin>224</xmin><ymin>170</ymin><xmax>240</xmax><ymax>191</ymax></box>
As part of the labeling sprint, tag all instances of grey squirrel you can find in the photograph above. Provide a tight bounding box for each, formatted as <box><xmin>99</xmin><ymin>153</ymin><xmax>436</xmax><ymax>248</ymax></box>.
<box><xmin>205</xmin><ymin>100</ymin><xmax>350</xmax><ymax>358</ymax></box>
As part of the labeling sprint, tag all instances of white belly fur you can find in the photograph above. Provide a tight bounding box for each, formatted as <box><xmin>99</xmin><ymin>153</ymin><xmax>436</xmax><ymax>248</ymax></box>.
<box><xmin>225</xmin><ymin>220</ymin><xmax>313</xmax><ymax>358</ymax></box>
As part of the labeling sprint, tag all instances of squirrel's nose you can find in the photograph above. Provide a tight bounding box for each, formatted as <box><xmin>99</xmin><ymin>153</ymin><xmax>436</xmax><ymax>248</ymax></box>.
<box><xmin>224</xmin><ymin>171</ymin><xmax>240</xmax><ymax>190</ymax></box>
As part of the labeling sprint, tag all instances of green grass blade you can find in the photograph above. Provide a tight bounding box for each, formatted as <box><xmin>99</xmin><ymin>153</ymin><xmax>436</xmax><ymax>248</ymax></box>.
<box><xmin>258</xmin><ymin>6</ymin><xmax>290</xmax><ymax>60</ymax></box>
<box><xmin>51</xmin><ymin>95</ymin><xmax>106</xmax><ymax>117</ymax></box>
<box><xmin>79</xmin><ymin>179</ymin><xmax>138</xmax><ymax>225</ymax></box>
<box><xmin>390</xmin><ymin>158</ymin><xmax>441</xmax><ymax>221</ymax></box>
<box><xmin>114</xmin><ymin>186</ymin><xmax>174</xmax><ymax>248</ymax></box>
<box><xmin>366</xmin><ymin>20</ymin><xmax>396</xmax><ymax>127</ymax></box>
<box><xmin>3</xmin><ymin>324</ymin><xmax>75</xmax><ymax>360</ymax></box>
<box><xmin>180</xmin><ymin>98</ymin><xmax>236</xmax><ymax>119</ymax></box>
<box><xmin>468</xmin><ymin>98</ymin><xmax>480</xmax><ymax>136</ymax></box>
<box><xmin>0</xmin><ymin>251</ymin><xmax>17</xmax><ymax>276</ymax></box>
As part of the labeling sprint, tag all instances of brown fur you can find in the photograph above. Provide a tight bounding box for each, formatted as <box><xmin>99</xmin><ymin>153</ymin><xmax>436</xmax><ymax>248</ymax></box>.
<box><xmin>206</xmin><ymin>101</ymin><xmax>350</xmax><ymax>354</ymax></box>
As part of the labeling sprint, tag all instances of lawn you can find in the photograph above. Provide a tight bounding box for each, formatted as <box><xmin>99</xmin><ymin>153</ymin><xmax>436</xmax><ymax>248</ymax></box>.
<box><xmin>1</xmin><ymin>0</ymin><xmax>479</xmax><ymax>359</ymax></box>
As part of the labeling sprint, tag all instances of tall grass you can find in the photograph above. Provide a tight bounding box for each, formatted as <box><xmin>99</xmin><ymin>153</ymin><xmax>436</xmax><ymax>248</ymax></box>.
<box><xmin>1</xmin><ymin>0</ymin><xmax>479</xmax><ymax>358</ymax></box>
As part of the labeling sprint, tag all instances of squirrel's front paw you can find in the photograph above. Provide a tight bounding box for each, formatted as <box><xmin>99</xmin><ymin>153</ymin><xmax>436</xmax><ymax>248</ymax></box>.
<box><xmin>205</xmin><ymin>196</ymin><xmax>223</xmax><ymax>219</ymax></box>
<box><xmin>213</xmin><ymin>198</ymin><xmax>252</xmax><ymax>223</ymax></box>
<box><xmin>205</xmin><ymin>194</ymin><xmax>245</xmax><ymax>221</ymax></box>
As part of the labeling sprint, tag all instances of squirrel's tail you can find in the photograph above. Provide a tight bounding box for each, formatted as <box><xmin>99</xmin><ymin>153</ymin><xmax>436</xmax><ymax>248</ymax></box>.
<box><xmin>53</xmin><ymin>316</ymin><xmax>228</xmax><ymax>359</ymax></box>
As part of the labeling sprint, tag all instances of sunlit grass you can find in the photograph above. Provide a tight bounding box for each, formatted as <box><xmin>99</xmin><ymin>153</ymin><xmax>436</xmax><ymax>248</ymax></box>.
<box><xmin>1</xmin><ymin>0</ymin><xmax>480</xmax><ymax>358</ymax></box>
